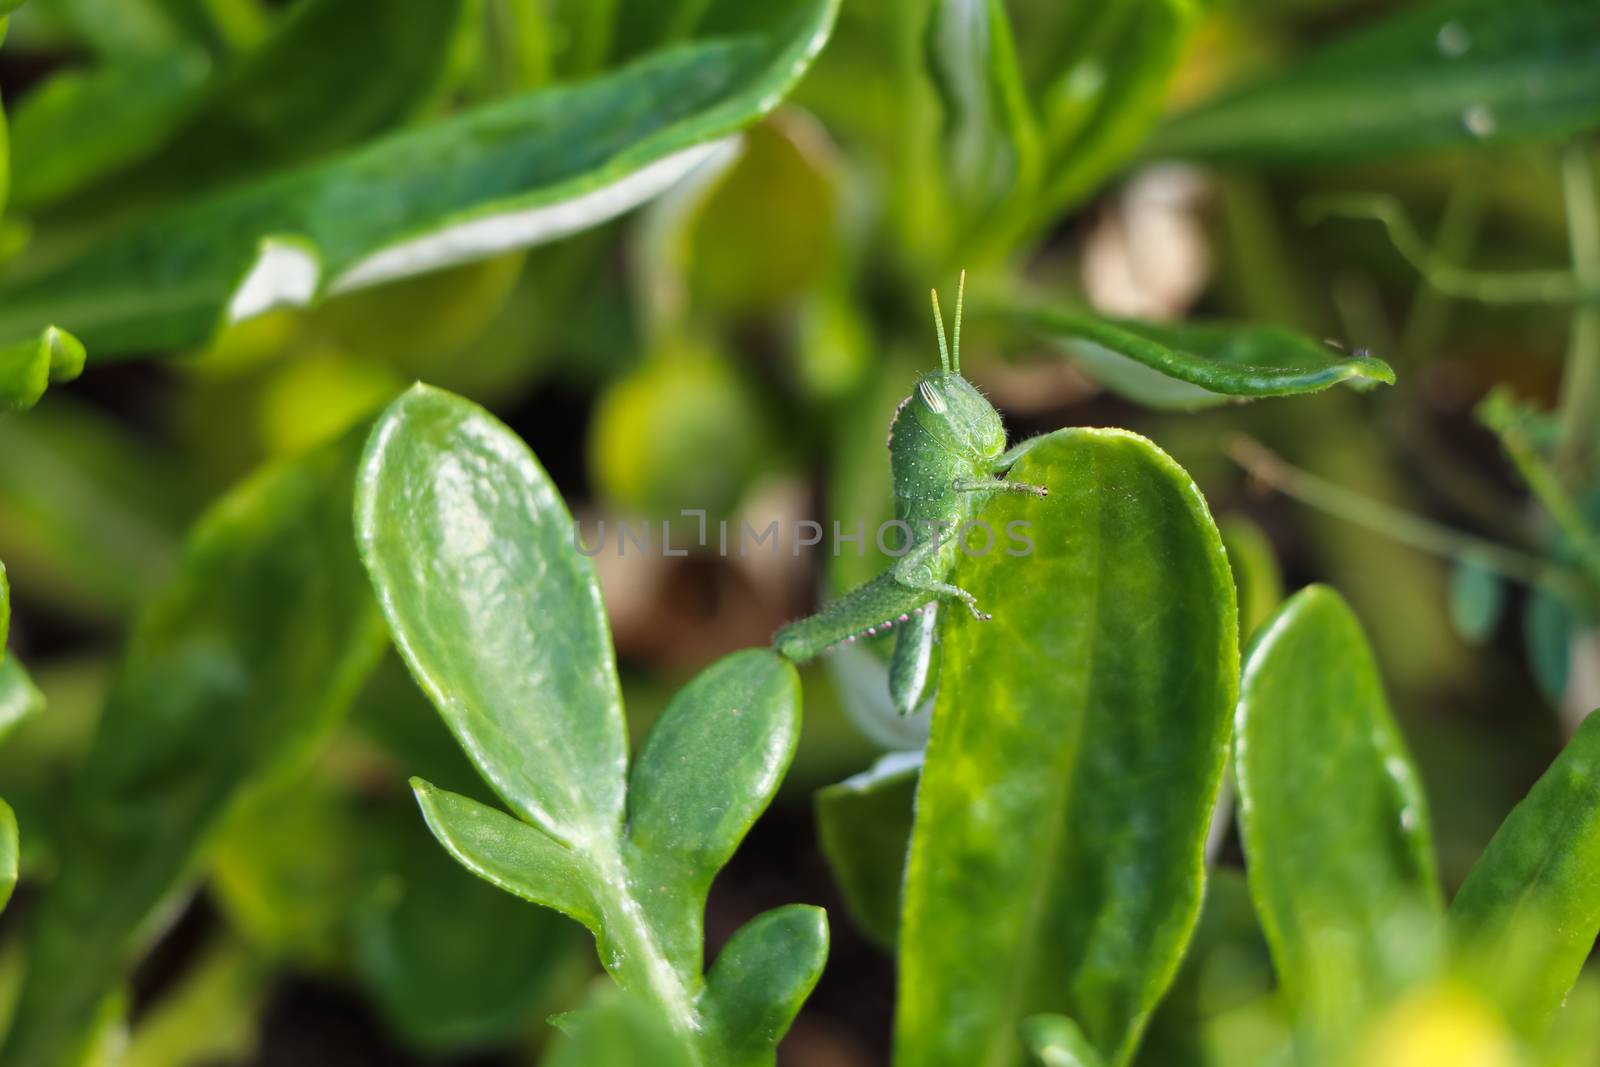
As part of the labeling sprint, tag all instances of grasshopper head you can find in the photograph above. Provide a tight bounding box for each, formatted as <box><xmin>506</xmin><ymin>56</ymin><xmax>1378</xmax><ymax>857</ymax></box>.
<box><xmin>912</xmin><ymin>372</ymin><xmax>1004</xmax><ymax>460</ymax></box>
<box><xmin>913</xmin><ymin>271</ymin><xmax>1005</xmax><ymax>460</ymax></box>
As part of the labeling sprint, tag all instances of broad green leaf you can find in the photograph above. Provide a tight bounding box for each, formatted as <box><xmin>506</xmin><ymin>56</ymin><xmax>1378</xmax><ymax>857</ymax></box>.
<box><xmin>0</xmin><ymin>326</ymin><xmax>85</xmax><ymax>413</ymax></box>
<box><xmin>999</xmin><ymin>303</ymin><xmax>1395</xmax><ymax>408</ymax></box>
<box><xmin>1234</xmin><ymin>586</ymin><xmax>1442</xmax><ymax>1055</ymax></box>
<box><xmin>0</xmin><ymin>424</ymin><xmax>388</xmax><ymax>1067</ymax></box>
<box><xmin>1450</xmin><ymin>712</ymin><xmax>1600</xmax><ymax>1037</ymax></box>
<box><xmin>7</xmin><ymin>48</ymin><xmax>209</xmax><ymax>211</ymax></box>
<box><xmin>927</xmin><ymin>0</ymin><xmax>1039</xmax><ymax>239</ymax></box>
<box><xmin>814</xmin><ymin>751</ymin><xmax>920</xmax><ymax>949</ymax></box>
<box><xmin>1024</xmin><ymin>1015</ymin><xmax>1107</xmax><ymax>1067</ymax></box>
<box><xmin>1148</xmin><ymin>0</ymin><xmax>1600</xmax><ymax>166</ymax></box>
<box><xmin>358</xmin><ymin>384</ymin><xmax>821</xmax><ymax>1060</ymax></box>
<box><xmin>624</xmin><ymin>647</ymin><xmax>803</xmax><ymax>975</ymax></box>
<box><xmin>699</xmin><ymin>904</ymin><xmax>828</xmax><ymax>1067</ymax></box>
<box><xmin>0</xmin><ymin>0</ymin><xmax>840</xmax><ymax>357</ymax></box>
<box><xmin>356</xmin><ymin>383</ymin><xmax>628</xmax><ymax>842</ymax></box>
<box><xmin>896</xmin><ymin>429</ymin><xmax>1238</xmax><ymax>1067</ymax></box>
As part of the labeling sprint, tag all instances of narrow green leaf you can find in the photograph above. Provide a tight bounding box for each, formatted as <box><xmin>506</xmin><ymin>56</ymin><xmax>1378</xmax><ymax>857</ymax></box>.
<box><xmin>1450</xmin><ymin>712</ymin><xmax>1600</xmax><ymax>1037</ymax></box>
<box><xmin>625</xmin><ymin>647</ymin><xmax>802</xmax><ymax>976</ymax></box>
<box><xmin>1448</xmin><ymin>553</ymin><xmax>1505</xmax><ymax>645</ymax></box>
<box><xmin>1234</xmin><ymin>586</ymin><xmax>1442</xmax><ymax>1053</ymax></box>
<box><xmin>0</xmin><ymin>326</ymin><xmax>85</xmax><ymax>413</ymax></box>
<box><xmin>7</xmin><ymin>48</ymin><xmax>210</xmax><ymax>211</ymax></box>
<box><xmin>999</xmin><ymin>303</ymin><xmax>1395</xmax><ymax>408</ymax></box>
<box><xmin>356</xmin><ymin>383</ymin><xmax>627</xmax><ymax>844</ymax></box>
<box><xmin>814</xmin><ymin>752</ymin><xmax>920</xmax><ymax>950</ymax></box>
<box><xmin>1023</xmin><ymin>1015</ymin><xmax>1107</xmax><ymax>1067</ymax></box>
<box><xmin>0</xmin><ymin>797</ymin><xmax>16</xmax><ymax>913</ymax></box>
<box><xmin>411</xmin><ymin>780</ymin><xmax>602</xmax><ymax>934</ymax></box>
<box><xmin>0</xmin><ymin>0</ymin><xmax>840</xmax><ymax>357</ymax></box>
<box><xmin>0</xmin><ymin>424</ymin><xmax>388</xmax><ymax>1067</ymax></box>
<box><xmin>1148</xmin><ymin>0</ymin><xmax>1600</xmax><ymax>166</ymax></box>
<box><xmin>896</xmin><ymin>429</ymin><xmax>1238</xmax><ymax>1067</ymax></box>
<box><xmin>700</xmin><ymin>904</ymin><xmax>829</xmax><ymax>1067</ymax></box>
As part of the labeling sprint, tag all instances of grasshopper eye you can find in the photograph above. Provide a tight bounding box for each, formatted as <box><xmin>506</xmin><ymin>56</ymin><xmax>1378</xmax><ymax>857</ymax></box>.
<box><xmin>917</xmin><ymin>380</ymin><xmax>946</xmax><ymax>413</ymax></box>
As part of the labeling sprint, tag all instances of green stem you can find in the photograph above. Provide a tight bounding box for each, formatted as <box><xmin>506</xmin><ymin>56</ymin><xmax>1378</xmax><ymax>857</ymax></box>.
<box><xmin>1484</xmin><ymin>413</ymin><xmax>1600</xmax><ymax>594</ymax></box>
<box><xmin>1228</xmin><ymin>436</ymin><xmax>1588</xmax><ymax>604</ymax></box>
<box><xmin>1557</xmin><ymin>142</ymin><xmax>1600</xmax><ymax>478</ymax></box>
<box><xmin>1400</xmin><ymin>172</ymin><xmax>1486</xmax><ymax>359</ymax></box>
<box><xmin>1306</xmin><ymin>193</ymin><xmax>1592</xmax><ymax>306</ymax></box>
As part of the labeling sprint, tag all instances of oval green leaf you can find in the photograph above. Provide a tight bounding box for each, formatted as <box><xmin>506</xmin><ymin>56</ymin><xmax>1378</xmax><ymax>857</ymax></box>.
<box><xmin>1147</xmin><ymin>0</ymin><xmax>1600</xmax><ymax>166</ymax></box>
<box><xmin>356</xmin><ymin>383</ymin><xmax>627</xmax><ymax>845</ymax></box>
<box><xmin>0</xmin><ymin>0</ymin><xmax>839</xmax><ymax>357</ymax></box>
<box><xmin>896</xmin><ymin>428</ymin><xmax>1238</xmax><ymax>1067</ymax></box>
<box><xmin>0</xmin><ymin>326</ymin><xmax>86</xmax><ymax>413</ymax></box>
<box><xmin>1000</xmin><ymin>304</ymin><xmax>1394</xmax><ymax>408</ymax></box>
<box><xmin>1234</xmin><ymin>586</ymin><xmax>1442</xmax><ymax>1054</ymax></box>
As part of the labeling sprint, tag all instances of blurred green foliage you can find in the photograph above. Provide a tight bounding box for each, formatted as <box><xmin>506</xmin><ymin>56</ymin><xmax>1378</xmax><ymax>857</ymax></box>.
<box><xmin>0</xmin><ymin>0</ymin><xmax>1596</xmax><ymax>1064</ymax></box>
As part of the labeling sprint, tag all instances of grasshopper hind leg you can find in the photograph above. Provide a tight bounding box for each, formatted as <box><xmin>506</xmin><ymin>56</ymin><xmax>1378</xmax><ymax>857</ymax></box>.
<box><xmin>889</xmin><ymin>603</ymin><xmax>939</xmax><ymax>716</ymax></box>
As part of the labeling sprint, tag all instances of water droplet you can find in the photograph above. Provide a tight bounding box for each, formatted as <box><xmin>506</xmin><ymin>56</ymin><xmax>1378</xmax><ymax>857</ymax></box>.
<box><xmin>1462</xmin><ymin>105</ymin><xmax>1497</xmax><ymax>138</ymax></box>
<box><xmin>1436</xmin><ymin>21</ymin><xmax>1470</xmax><ymax>57</ymax></box>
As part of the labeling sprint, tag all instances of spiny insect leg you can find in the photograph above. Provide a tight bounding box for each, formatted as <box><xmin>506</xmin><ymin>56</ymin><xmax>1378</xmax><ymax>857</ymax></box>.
<box><xmin>952</xmin><ymin>476</ymin><xmax>1048</xmax><ymax>498</ymax></box>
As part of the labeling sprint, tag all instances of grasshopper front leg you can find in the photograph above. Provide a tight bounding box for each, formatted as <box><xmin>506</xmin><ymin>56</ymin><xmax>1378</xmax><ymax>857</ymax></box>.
<box><xmin>893</xmin><ymin>530</ymin><xmax>989</xmax><ymax>620</ymax></box>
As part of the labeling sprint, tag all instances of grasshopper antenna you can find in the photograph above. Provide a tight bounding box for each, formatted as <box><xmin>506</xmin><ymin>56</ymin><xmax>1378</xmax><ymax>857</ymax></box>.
<box><xmin>953</xmin><ymin>269</ymin><xmax>965</xmax><ymax>375</ymax></box>
<box><xmin>930</xmin><ymin>286</ymin><xmax>951</xmax><ymax>375</ymax></box>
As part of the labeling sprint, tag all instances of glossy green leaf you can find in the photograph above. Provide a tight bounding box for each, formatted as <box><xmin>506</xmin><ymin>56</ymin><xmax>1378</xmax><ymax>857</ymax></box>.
<box><xmin>700</xmin><ymin>904</ymin><xmax>829</xmax><ymax>1067</ymax></box>
<box><xmin>896</xmin><ymin>429</ymin><xmax>1238</xmax><ymax>1067</ymax></box>
<box><xmin>357</xmin><ymin>384</ymin><xmax>821</xmax><ymax>1062</ymax></box>
<box><xmin>357</xmin><ymin>383</ymin><xmax>627</xmax><ymax>842</ymax></box>
<box><xmin>0</xmin><ymin>424</ymin><xmax>389</xmax><ymax>1067</ymax></box>
<box><xmin>1450</xmin><ymin>712</ymin><xmax>1600</xmax><ymax>1037</ymax></box>
<box><xmin>0</xmin><ymin>0</ymin><xmax>839</xmax><ymax>357</ymax></box>
<box><xmin>1024</xmin><ymin>1015</ymin><xmax>1107</xmax><ymax>1067</ymax></box>
<box><xmin>0</xmin><ymin>326</ymin><xmax>85</xmax><ymax>413</ymax></box>
<box><xmin>814</xmin><ymin>751</ymin><xmax>920</xmax><ymax>950</ymax></box>
<box><xmin>1234</xmin><ymin>586</ymin><xmax>1442</xmax><ymax>1054</ymax></box>
<box><xmin>7</xmin><ymin>48</ymin><xmax>209</xmax><ymax>211</ymax></box>
<box><xmin>1000</xmin><ymin>304</ymin><xmax>1395</xmax><ymax>408</ymax></box>
<box><xmin>1148</xmin><ymin>0</ymin><xmax>1600</xmax><ymax>166</ymax></box>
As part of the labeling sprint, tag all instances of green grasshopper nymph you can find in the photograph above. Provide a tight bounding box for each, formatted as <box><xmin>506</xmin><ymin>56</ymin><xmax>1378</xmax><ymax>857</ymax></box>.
<box><xmin>773</xmin><ymin>272</ymin><xmax>1049</xmax><ymax>715</ymax></box>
